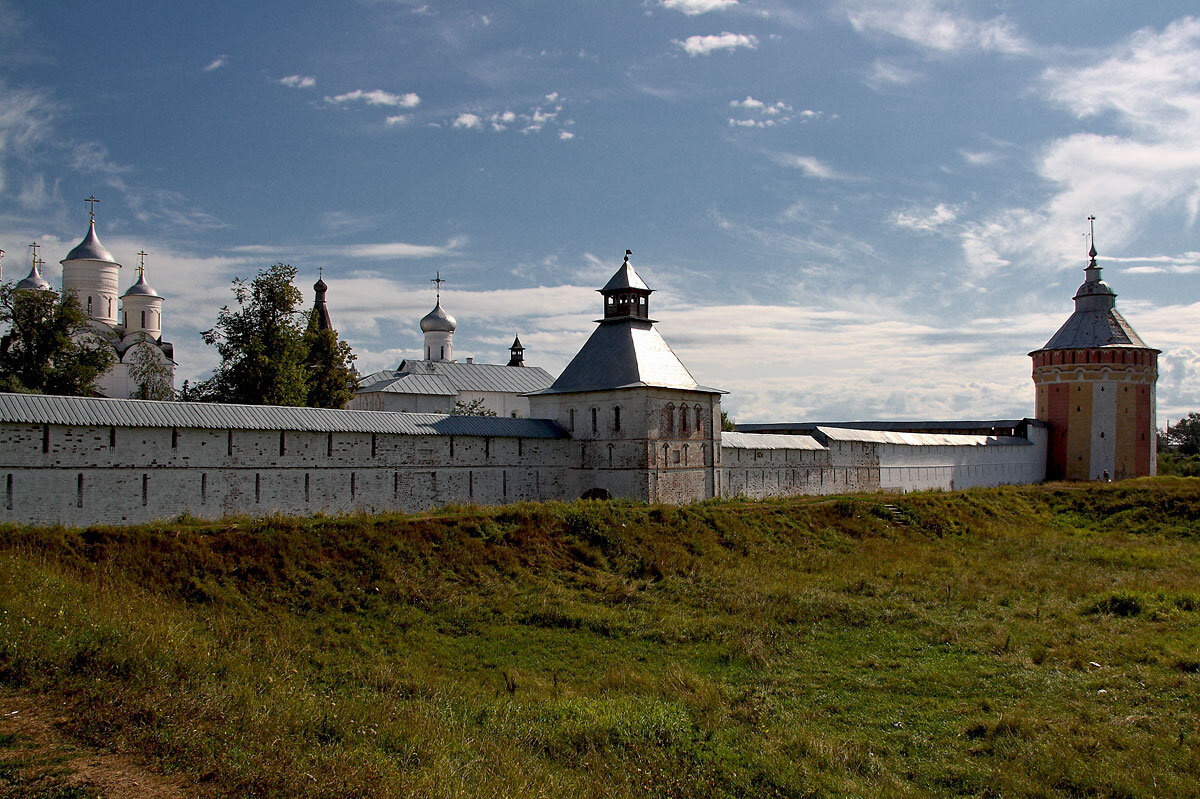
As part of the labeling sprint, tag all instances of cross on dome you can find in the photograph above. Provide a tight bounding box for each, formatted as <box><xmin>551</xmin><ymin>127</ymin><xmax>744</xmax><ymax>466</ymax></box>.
<box><xmin>85</xmin><ymin>195</ymin><xmax>100</xmax><ymax>221</ymax></box>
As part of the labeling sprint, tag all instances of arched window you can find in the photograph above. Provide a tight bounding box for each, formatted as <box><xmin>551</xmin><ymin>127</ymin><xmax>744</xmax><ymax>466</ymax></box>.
<box><xmin>664</xmin><ymin>404</ymin><xmax>675</xmax><ymax>435</ymax></box>
<box><xmin>87</xmin><ymin>296</ymin><xmax>93</xmax><ymax>315</ymax></box>
<box><xmin>681</xmin><ymin>406</ymin><xmax>689</xmax><ymax>435</ymax></box>
<box><xmin>695</xmin><ymin>405</ymin><xmax>703</xmax><ymax>433</ymax></box>
<box><xmin>141</xmin><ymin>310</ymin><xmax>146</xmax><ymax>328</ymax></box>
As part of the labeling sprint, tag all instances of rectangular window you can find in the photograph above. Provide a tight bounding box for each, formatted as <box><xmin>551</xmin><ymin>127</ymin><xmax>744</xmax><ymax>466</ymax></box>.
<box><xmin>327</xmin><ymin>432</ymin><xmax>334</xmax><ymax>457</ymax></box>
<box><xmin>350</xmin><ymin>472</ymin><xmax>356</xmax><ymax>499</ymax></box>
<box><xmin>569</xmin><ymin>409</ymin><xmax>575</xmax><ymax>432</ymax></box>
<box><xmin>5</xmin><ymin>474</ymin><xmax>11</xmax><ymax>510</ymax></box>
<box><xmin>227</xmin><ymin>430</ymin><xmax>233</xmax><ymax>456</ymax></box>
<box><xmin>468</xmin><ymin>470</ymin><xmax>474</xmax><ymax>499</ymax></box>
<box><xmin>503</xmin><ymin>470</ymin><xmax>508</xmax><ymax>498</ymax></box>
<box><xmin>371</xmin><ymin>434</ymin><xmax>378</xmax><ymax>457</ymax></box>
<box><xmin>42</xmin><ymin>424</ymin><xmax>50</xmax><ymax>454</ymax></box>
<box><xmin>201</xmin><ymin>473</ymin><xmax>207</xmax><ymax>505</ymax></box>
<box><xmin>304</xmin><ymin>473</ymin><xmax>311</xmax><ymax>503</ymax></box>
<box><xmin>255</xmin><ymin>473</ymin><xmax>261</xmax><ymax>503</ymax></box>
<box><xmin>485</xmin><ymin>438</ymin><xmax>491</xmax><ymax>459</ymax></box>
<box><xmin>171</xmin><ymin>427</ymin><xmax>178</xmax><ymax>449</ymax></box>
<box><xmin>279</xmin><ymin>431</ymin><xmax>286</xmax><ymax>456</ymax></box>
<box><xmin>77</xmin><ymin>474</ymin><xmax>83</xmax><ymax>507</ymax></box>
<box><xmin>142</xmin><ymin>474</ymin><xmax>149</xmax><ymax>506</ymax></box>
<box><xmin>393</xmin><ymin>471</ymin><xmax>399</xmax><ymax>499</ymax></box>
<box><xmin>109</xmin><ymin>427</ymin><xmax>116</xmax><ymax>449</ymax></box>
<box><xmin>614</xmin><ymin>406</ymin><xmax>621</xmax><ymax>431</ymax></box>
<box><xmin>591</xmin><ymin>408</ymin><xmax>597</xmax><ymax>434</ymax></box>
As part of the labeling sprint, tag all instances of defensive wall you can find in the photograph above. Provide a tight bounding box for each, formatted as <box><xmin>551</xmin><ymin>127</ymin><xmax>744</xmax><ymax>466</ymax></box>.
<box><xmin>0</xmin><ymin>394</ymin><xmax>1048</xmax><ymax>527</ymax></box>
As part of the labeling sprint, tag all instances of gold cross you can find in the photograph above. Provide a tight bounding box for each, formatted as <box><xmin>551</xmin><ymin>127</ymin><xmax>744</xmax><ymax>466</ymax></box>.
<box><xmin>29</xmin><ymin>242</ymin><xmax>39</xmax><ymax>264</ymax></box>
<box><xmin>85</xmin><ymin>195</ymin><xmax>100</xmax><ymax>221</ymax></box>
<box><xmin>137</xmin><ymin>250</ymin><xmax>148</xmax><ymax>278</ymax></box>
<box><xmin>431</xmin><ymin>271</ymin><xmax>445</xmax><ymax>301</ymax></box>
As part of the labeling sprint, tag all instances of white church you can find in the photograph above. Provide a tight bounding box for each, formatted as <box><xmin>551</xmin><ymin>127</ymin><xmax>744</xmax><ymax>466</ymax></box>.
<box><xmin>13</xmin><ymin>205</ymin><xmax>175</xmax><ymax>399</ymax></box>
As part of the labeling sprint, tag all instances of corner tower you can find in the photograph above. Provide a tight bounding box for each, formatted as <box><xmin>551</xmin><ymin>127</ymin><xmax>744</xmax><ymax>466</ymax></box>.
<box><xmin>528</xmin><ymin>251</ymin><xmax>726</xmax><ymax>502</ymax></box>
<box><xmin>1030</xmin><ymin>219</ymin><xmax>1158</xmax><ymax>480</ymax></box>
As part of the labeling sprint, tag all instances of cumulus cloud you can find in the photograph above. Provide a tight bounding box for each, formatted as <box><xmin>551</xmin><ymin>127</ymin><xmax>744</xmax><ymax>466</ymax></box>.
<box><xmin>278</xmin><ymin>75</ymin><xmax>316</xmax><ymax>89</ymax></box>
<box><xmin>453</xmin><ymin>113</ymin><xmax>481</xmax><ymax>129</ymax></box>
<box><xmin>727</xmin><ymin>96</ymin><xmax>819</xmax><ymax>128</ymax></box>
<box><xmin>326</xmin><ymin>89</ymin><xmax>420</xmax><ymax>108</ymax></box>
<box><xmin>960</xmin><ymin>17</ymin><xmax>1200</xmax><ymax>281</ymax></box>
<box><xmin>559</xmin><ymin>130</ymin><xmax>575</xmax><ymax>140</ymax></box>
<box><xmin>202</xmin><ymin>55</ymin><xmax>229</xmax><ymax>72</ymax></box>
<box><xmin>840</xmin><ymin>0</ymin><xmax>1028</xmax><ymax>55</ymax></box>
<box><xmin>676</xmin><ymin>32</ymin><xmax>758</xmax><ymax>56</ymax></box>
<box><xmin>661</xmin><ymin>0</ymin><xmax>738</xmax><ymax>14</ymax></box>
<box><xmin>449</xmin><ymin>97</ymin><xmax>569</xmax><ymax>136</ymax></box>
<box><xmin>385</xmin><ymin>115</ymin><xmax>409</xmax><ymax>127</ymax></box>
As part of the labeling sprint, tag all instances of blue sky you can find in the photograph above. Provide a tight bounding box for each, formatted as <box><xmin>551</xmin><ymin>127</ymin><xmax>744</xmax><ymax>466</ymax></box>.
<box><xmin>2</xmin><ymin>0</ymin><xmax>1199</xmax><ymax>423</ymax></box>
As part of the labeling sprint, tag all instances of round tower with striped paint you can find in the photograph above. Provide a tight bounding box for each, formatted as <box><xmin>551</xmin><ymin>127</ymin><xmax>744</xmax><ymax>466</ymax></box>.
<box><xmin>1029</xmin><ymin>220</ymin><xmax>1158</xmax><ymax>480</ymax></box>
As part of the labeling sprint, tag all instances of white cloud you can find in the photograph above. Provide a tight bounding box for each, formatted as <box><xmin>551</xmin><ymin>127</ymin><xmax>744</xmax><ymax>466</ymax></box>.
<box><xmin>661</xmin><ymin>0</ymin><xmax>738</xmax><ymax>15</ymax></box>
<box><xmin>769</xmin><ymin>152</ymin><xmax>846</xmax><ymax>180</ymax></box>
<box><xmin>326</xmin><ymin>89</ymin><xmax>420</xmax><ymax>108</ymax></box>
<box><xmin>385</xmin><ymin>115</ymin><xmax>409</xmax><ymax>126</ymax></box>
<box><xmin>841</xmin><ymin>0</ymin><xmax>1028</xmax><ymax>55</ymax></box>
<box><xmin>278</xmin><ymin>75</ymin><xmax>316</xmax><ymax>89</ymax></box>
<box><xmin>202</xmin><ymin>55</ymin><xmax>229</xmax><ymax>72</ymax></box>
<box><xmin>453</xmin><ymin>113</ymin><xmax>481</xmax><ymax>129</ymax></box>
<box><xmin>959</xmin><ymin>149</ymin><xmax>1000</xmax><ymax>166</ymax></box>
<box><xmin>865</xmin><ymin>58</ymin><xmax>922</xmax><ymax>89</ymax></box>
<box><xmin>231</xmin><ymin>237</ymin><xmax>465</xmax><ymax>261</ymax></box>
<box><xmin>448</xmin><ymin>98</ymin><xmax>569</xmax><ymax>137</ymax></box>
<box><xmin>0</xmin><ymin>82</ymin><xmax>56</xmax><ymax>194</ymax></box>
<box><xmin>892</xmin><ymin>202</ymin><xmax>959</xmax><ymax>232</ymax></box>
<box><xmin>675</xmin><ymin>32</ymin><xmax>758</xmax><ymax>56</ymax></box>
<box><xmin>559</xmin><ymin>130</ymin><xmax>575</xmax><ymax>141</ymax></box>
<box><xmin>728</xmin><ymin>96</ymin><xmax>808</xmax><ymax>128</ymax></box>
<box><xmin>961</xmin><ymin>17</ymin><xmax>1200</xmax><ymax>282</ymax></box>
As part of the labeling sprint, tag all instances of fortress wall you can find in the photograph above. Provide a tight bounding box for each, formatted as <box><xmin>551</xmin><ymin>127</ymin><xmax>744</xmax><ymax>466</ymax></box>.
<box><xmin>0</xmin><ymin>422</ymin><xmax>571</xmax><ymax>527</ymax></box>
<box><xmin>719</xmin><ymin>437</ymin><xmax>880</xmax><ymax>500</ymax></box>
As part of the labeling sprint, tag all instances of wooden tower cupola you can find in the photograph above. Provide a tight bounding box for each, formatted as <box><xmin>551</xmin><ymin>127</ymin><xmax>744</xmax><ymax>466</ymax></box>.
<box><xmin>599</xmin><ymin>250</ymin><xmax>653</xmax><ymax>322</ymax></box>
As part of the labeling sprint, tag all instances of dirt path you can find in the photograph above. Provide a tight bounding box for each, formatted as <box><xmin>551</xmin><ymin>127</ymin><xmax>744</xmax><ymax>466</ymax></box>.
<box><xmin>0</xmin><ymin>689</ymin><xmax>188</xmax><ymax>799</ymax></box>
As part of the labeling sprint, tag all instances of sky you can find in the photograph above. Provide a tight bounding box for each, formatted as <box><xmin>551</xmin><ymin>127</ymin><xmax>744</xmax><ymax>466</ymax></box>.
<box><xmin>1</xmin><ymin>0</ymin><xmax>1199</xmax><ymax>425</ymax></box>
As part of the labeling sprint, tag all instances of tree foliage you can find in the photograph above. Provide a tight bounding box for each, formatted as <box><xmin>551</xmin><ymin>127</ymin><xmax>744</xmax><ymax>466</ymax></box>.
<box><xmin>199</xmin><ymin>264</ymin><xmax>357</xmax><ymax>408</ymax></box>
<box><xmin>720</xmin><ymin>410</ymin><xmax>736</xmax><ymax>432</ymax></box>
<box><xmin>126</xmin><ymin>335</ymin><xmax>174</xmax><ymax>400</ymax></box>
<box><xmin>451</xmin><ymin>397</ymin><xmax>498</xmax><ymax>417</ymax></box>
<box><xmin>1162</xmin><ymin>412</ymin><xmax>1200</xmax><ymax>456</ymax></box>
<box><xmin>303</xmin><ymin>310</ymin><xmax>358</xmax><ymax>409</ymax></box>
<box><xmin>0</xmin><ymin>283</ymin><xmax>115</xmax><ymax>396</ymax></box>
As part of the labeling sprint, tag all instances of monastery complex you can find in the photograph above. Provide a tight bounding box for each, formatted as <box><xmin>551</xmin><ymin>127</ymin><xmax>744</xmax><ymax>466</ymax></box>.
<box><xmin>0</xmin><ymin>214</ymin><xmax>1158</xmax><ymax>526</ymax></box>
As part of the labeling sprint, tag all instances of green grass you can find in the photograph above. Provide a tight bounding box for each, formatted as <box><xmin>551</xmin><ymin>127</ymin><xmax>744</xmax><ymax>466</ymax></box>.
<box><xmin>0</xmin><ymin>478</ymin><xmax>1198</xmax><ymax>797</ymax></box>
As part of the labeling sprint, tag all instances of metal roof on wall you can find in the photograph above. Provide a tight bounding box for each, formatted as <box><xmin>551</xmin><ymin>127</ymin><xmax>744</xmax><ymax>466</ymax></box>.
<box><xmin>358</xmin><ymin>362</ymin><xmax>555</xmax><ymax>395</ymax></box>
<box><xmin>721</xmin><ymin>432</ymin><xmax>826</xmax><ymax>450</ymax></box>
<box><xmin>814</xmin><ymin>426</ymin><xmax>1033</xmax><ymax>447</ymax></box>
<box><xmin>0</xmin><ymin>393</ymin><xmax>568</xmax><ymax>439</ymax></box>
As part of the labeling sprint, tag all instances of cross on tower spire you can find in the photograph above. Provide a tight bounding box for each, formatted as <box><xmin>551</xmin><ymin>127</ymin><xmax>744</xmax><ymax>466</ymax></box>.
<box><xmin>432</xmin><ymin>271</ymin><xmax>445</xmax><ymax>302</ymax></box>
<box><xmin>29</xmin><ymin>242</ymin><xmax>39</xmax><ymax>264</ymax></box>
<box><xmin>136</xmin><ymin>250</ymin><xmax>148</xmax><ymax>279</ymax></box>
<box><xmin>85</xmin><ymin>195</ymin><xmax>100</xmax><ymax>221</ymax></box>
<box><xmin>1087</xmin><ymin>214</ymin><xmax>1098</xmax><ymax>265</ymax></box>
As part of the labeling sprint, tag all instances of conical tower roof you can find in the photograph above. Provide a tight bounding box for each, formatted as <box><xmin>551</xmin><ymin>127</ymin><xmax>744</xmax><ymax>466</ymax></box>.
<box><xmin>16</xmin><ymin>259</ymin><xmax>51</xmax><ymax>291</ymax></box>
<box><xmin>64</xmin><ymin>219</ymin><xmax>117</xmax><ymax>264</ymax></box>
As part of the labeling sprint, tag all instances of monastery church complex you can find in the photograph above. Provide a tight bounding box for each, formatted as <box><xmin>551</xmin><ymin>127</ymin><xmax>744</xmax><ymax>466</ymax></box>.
<box><xmin>0</xmin><ymin>211</ymin><xmax>1159</xmax><ymax>526</ymax></box>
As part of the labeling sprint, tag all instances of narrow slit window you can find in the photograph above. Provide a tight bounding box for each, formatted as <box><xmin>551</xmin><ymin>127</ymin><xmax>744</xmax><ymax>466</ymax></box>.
<box><xmin>327</xmin><ymin>432</ymin><xmax>334</xmax><ymax>457</ymax></box>
<box><xmin>5</xmin><ymin>474</ymin><xmax>12</xmax><ymax>511</ymax></box>
<box><xmin>142</xmin><ymin>474</ymin><xmax>148</xmax><ymax>506</ymax></box>
<box><xmin>172</xmin><ymin>427</ymin><xmax>178</xmax><ymax>449</ymax></box>
<box><xmin>77</xmin><ymin>474</ymin><xmax>84</xmax><ymax>507</ymax></box>
<box><xmin>201</xmin><ymin>473</ymin><xmax>207</xmax><ymax>504</ymax></box>
<box><xmin>109</xmin><ymin>427</ymin><xmax>116</xmax><ymax>449</ymax></box>
<box><xmin>614</xmin><ymin>406</ymin><xmax>621</xmax><ymax>431</ymax></box>
<box><xmin>227</xmin><ymin>430</ymin><xmax>233</xmax><ymax>456</ymax></box>
<box><xmin>42</xmin><ymin>424</ymin><xmax>50</xmax><ymax>454</ymax></box>
<box><xmin>279</xmin><ymin>431</ymin><xmax>286</xmax><ymax>456</ymax></box>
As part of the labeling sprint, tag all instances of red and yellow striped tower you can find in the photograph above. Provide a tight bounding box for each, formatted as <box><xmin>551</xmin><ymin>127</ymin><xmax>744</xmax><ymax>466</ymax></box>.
<box><xmin>1030</xmin><ymin>222</ymin><xmax>1158</xmax><ymax>480</ymax></box>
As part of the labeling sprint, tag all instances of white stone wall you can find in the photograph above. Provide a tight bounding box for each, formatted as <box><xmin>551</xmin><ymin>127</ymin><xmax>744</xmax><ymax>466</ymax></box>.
<box><xmin>0</xmin><ymin>422</ymin><xmax>571</xmax><ymax>527</ymax></box>
<box><xmin>720</xmin><ymin>443</ymin><xmax>879</xmax><ymax>499</ymax></box>
<box><xmin>528</xmin><ymin>387</ymin><xmax>721</xmax><ymax>503</ymax></box>
<box><xmin>876</xmin><ymin>430</ymin><xmax>1047</xmax><ymax>492</ymax></box>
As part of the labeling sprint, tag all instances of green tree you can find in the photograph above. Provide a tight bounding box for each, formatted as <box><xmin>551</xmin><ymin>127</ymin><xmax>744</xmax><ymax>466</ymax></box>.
<box><xmin>303</xmin><ymin>311</ymin><xmax>357</xmax><ymax>409</ymax></box>
<box><xmin>126</xmin><ymin>335</ymin><xmax>174</xmax><ymax>400</ymax></box>
<box><xmin>451</xmin><ymin>397</ymin><xmax>498</xmax><ymax>416</ymax></box>
<box><xmin>200</xmin><ymin>264</ymin><xmax>309</xmax><ymax>405</ymax></box>
<box><xmin>1163</xmin><ymin>413</ymin><xmax>1200</xmax><ymax>455</ymax></box>
<box><xmin>720</xmin><ymin>410</ymin><xmax>736</xmax><ymax>432</ymax></box>
<box><xmin>0</xmin><ymin>283</ymin><xmax>115</xmax><ymax>396</ymax></box>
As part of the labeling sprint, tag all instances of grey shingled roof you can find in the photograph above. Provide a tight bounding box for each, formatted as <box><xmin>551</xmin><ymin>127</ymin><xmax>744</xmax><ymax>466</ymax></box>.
<box><xmin>0</xmin><ymin>393</ymin><xmax>567</xmax><ymax>438</ymax></box>
<box><xmin>600</xmin><ymin>259</ymin><xmax>650</xmax><ymax>292</ymax></box>
<box><xmin>1038</xmin><ymin>307</ymin><xmax>1149</xmax><ymax>350</ymax></box>
<box><xmin>534</xmin><ymin>319</ymin><xmax>724</xmax><ymax>395</ymax></box>
<box><xmin>364</xmin><ymin>373</ymin><xmax>457</xmax><ymax>396</ymax></box>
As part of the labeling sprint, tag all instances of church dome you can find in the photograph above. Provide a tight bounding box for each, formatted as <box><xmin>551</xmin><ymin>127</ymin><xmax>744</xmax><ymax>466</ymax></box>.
<box><xmin>15</xmin><ymin>261</ymin><xmax>51</xmax><ymax>291</ymax></box>
<box><xmin>122</xmin><ymin>270</ymin><xmax>160</xmax><ymax>298</ymax></box>
<box><xmin>420</xmin><ymin>301</ymin><xmax>456</xmax><ymax>333</ymax></box>
<box><xmin>64</xmin><ymin>220</ymin><xmax>117</xmax><ymax>263</ymax></box>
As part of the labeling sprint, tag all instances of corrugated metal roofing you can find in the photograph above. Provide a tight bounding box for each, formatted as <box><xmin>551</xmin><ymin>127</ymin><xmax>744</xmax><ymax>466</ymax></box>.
<box><xmin>721</xmin><ymin>432</ymin><xmax>825</xmax><ymax>450</ymax></box>
<box><xmin>535</xmin><ymin>319</ymin><xmax>724</xmax><ymax>395</ymax></box>
<box><xmin>367</xmin><ymin>374</ymin><xmax>458</xmax><ymax>396</ymax></box>
<box><xmin>736</xmin><ymin>419</ymin><xmax>1043</xmax><ymax>434</ymax></box>
<box><xmin>357</xmin><ymin>362</ymin><xmax>555</xmax><ymax>395</ymax></box>
<box><xmin>815</xmin><ymin>427</ymin><xmax>1032</xmax><ymax>447</ymax></box>
<box><xmin>0</xmin><ymin>393</ymin><xmax>568</xmax><ymax>439</ymax></box>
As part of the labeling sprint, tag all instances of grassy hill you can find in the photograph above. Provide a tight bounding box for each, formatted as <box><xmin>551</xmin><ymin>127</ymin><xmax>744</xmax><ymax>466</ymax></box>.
<box><xmin>1</xmin><ymin>479</ymin><xmax>1198</xmax><ymax>798</ymax></box>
